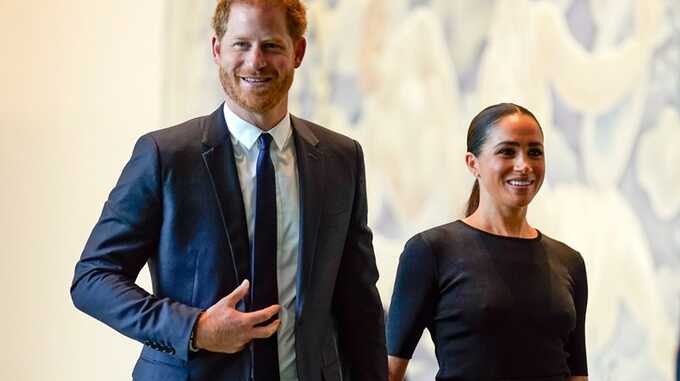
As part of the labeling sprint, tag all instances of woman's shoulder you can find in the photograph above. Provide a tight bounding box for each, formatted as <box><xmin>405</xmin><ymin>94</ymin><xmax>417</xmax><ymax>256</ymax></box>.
<box><xmin>403</xmin><ymin>220</ymin><xmax>475</xmax><ymax>258</ymax></box>
<box><xmin>539</xmin><ymin>232</ymin><xmax>586</xmax><ymax>271</ymax></box>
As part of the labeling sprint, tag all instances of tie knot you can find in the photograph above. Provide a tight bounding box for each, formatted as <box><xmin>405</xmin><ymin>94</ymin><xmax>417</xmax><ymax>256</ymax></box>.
<box><xmin>258</xmin><ymin>133</ymin><xmax>273</xmax><ymax>151</ymax></box>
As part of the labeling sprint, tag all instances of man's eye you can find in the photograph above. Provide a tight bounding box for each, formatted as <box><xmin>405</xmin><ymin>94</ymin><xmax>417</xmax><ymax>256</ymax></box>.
<box><xmin>233</xmin><ymin>41</ymin><xmax>249</xmax><ymax>48</ymax></box>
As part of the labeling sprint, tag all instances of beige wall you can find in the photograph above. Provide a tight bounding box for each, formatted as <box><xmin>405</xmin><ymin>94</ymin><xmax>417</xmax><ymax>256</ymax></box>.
<box><xmin>0</xmin><ymin>1</ymin><xmax>163</xmax><ymax>379</ymax></box>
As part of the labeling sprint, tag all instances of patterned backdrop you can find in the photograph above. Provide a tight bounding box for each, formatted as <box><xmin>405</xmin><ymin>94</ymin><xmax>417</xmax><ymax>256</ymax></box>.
<box><xmin>164</xmin><ymin>0</ymin><xmax>680</xmax><ymax>379</ymax></box>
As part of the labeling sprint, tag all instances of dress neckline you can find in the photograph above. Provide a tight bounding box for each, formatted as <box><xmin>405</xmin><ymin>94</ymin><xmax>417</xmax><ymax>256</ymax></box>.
<box><xmin>456</xmin><ymin>220</ymin><xmax>542</xmax><ymax>242</ymax></box>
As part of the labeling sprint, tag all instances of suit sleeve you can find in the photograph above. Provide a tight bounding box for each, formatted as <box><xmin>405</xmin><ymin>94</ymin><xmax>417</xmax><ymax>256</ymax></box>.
<box><xmin>332</xmin><ymin>140</ymin><xmax>388</xmax><ymax>381</ymax></box>
<box><xmin>70</xmin><ymin>135</ymin><xmax>202</xmax><ymax>362</ymax></box>
<box><xmin>565</xmin><ymin>252</ymin><xmax>588</xmax><ymax>376</ymax></box>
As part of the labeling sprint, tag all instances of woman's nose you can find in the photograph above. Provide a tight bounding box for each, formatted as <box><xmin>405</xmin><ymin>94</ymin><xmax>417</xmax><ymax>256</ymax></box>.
<box><xmin>514</xmin><ymin>154</ymin><xmax>530</xmax><ymax>173</ymax></box>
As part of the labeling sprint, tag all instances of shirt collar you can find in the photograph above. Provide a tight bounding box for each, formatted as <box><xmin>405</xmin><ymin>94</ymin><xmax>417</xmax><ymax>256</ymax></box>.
<box><xmin>223</xmin><ymin>103</ymin><xmax>292</xmax><ymax>151</ymax></box>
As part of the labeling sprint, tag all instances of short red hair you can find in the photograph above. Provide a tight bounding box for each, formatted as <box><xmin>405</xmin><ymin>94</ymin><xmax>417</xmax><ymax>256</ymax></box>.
<box><xmin>212</xmin><ymin>0</ymin><xmax>308</xmax><ymax>41</ymax></box>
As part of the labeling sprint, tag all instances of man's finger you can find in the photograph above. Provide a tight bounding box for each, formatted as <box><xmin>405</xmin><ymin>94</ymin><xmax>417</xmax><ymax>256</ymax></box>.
<box><xmin>250</xmin><ymin>319</ymin><xmax>281</xmax><ymax>339</ymax></box>
<box><xmin>223</xmin><ymin>279</ymin><xmax>250</xmax><ymax>307</ymax></box>
<box><xmin>244</xmin><ymin>304</ymin><xmax>280</xmax><ymax>325</ymax></box>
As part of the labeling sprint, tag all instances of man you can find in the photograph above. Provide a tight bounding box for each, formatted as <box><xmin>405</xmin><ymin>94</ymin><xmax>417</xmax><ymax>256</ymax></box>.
<box><xmin>70</xmin><ymin>1</ymin><xmax>387</xmax><ymax>380</ymax></box>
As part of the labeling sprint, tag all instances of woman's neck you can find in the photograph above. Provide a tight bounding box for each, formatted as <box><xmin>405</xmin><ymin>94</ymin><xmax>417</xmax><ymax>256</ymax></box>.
<box><xmin>463</xmin><ymin>202</ymin><xmax>537</xmax><ymax>238</ymax></box>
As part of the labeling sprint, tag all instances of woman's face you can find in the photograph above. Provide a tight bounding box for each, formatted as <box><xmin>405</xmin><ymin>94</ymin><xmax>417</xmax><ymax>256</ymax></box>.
<box><xmin>468</xmin><ymin>113</ymin><xmax>545</xmax><ymax>211</ymax></box>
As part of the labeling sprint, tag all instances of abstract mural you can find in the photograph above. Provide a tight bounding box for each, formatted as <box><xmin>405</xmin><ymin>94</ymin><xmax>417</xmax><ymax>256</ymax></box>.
<box><xmin>164</xmin><ymin>0</ymin><xmax>680</xmax><ymax>379</ymax></box>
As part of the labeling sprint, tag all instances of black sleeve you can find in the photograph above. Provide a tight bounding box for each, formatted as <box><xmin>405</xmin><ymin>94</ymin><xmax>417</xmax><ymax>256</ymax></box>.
<box><xmin>565</xmin><ymin>252</ymin><xmax>588</xmax><ymax>376</ymax></box>
<box><xmin>332</xmin><ymin>141</ymin><xmax>388</xmax><ymax>380</ymax></box>
<box><xmin>387</xmin><ymin>234</ymin><xmax>437</xmax><ymax>359</ymax></box>
<box><xmin>70</xmin><ymin>135</ymin><xmax>202</xmax><ymax>362</ymax></box>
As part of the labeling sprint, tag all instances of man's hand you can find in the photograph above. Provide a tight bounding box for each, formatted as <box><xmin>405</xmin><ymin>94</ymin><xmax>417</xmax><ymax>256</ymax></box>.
<box><xmin>194</xmin><ymin>279</ymin><xmax>280</xmax><ymax>353</ymax></box>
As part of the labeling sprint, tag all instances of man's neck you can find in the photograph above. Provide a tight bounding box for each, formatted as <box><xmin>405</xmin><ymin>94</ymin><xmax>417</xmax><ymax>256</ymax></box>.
<box><xmin>225</xmin><ymin>98</ymin><xmax>288</xmax><ymax>131</ymax></box>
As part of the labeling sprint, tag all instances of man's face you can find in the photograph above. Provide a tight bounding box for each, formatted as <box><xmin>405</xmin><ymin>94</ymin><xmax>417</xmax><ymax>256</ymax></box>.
<box><xmin>212</xmin><ymin>2</ymin><xmax>306</xmax><ymax>114</ymax></box>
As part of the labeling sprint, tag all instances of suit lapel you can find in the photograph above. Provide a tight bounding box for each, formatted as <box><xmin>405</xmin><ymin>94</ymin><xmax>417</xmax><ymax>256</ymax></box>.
<box><xmin>292</xmin><ymin>116</ymin><xmax>325</xmax><ymax>317</ymax></box>
<box><xmin>201</xmin><ymin>104</ymin><xmax>251</xmax><ymax>295</ymax></box>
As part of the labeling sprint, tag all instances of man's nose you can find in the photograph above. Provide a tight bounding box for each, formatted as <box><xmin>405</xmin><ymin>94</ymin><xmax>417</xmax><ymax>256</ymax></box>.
<box><xmin>247</xmin><ymin>47</ymin><xmax>267</xmax><ymax>70</ymax></box>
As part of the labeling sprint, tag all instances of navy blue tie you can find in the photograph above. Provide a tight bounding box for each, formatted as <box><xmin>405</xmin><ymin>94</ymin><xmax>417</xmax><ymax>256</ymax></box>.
<box><xmin>251</xmin><ymin>133</ymin><xmax>279</xmax><ymax>381</ymax></box>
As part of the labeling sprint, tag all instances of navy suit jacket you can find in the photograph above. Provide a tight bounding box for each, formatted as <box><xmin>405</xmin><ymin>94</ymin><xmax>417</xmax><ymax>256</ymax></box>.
<box><xmin>71</xmin><ymin>105</ymin><xmax>387</xmax><ymax>381</ymax></box>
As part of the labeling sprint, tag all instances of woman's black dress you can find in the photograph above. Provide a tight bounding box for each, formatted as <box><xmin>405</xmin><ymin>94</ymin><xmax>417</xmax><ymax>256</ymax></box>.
<box><xmin>387</xmin><ymin>221</ymin><xmax>588</xmax><ymax>381</ymax></box>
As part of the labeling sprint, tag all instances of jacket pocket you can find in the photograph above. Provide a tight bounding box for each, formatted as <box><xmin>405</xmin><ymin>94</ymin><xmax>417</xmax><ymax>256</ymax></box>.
<box><xmin>132</xmin><ymin>356</ymin><xmax>188</xmax><ymax>381</ymax></box>
<box><xmin>321</xmin><ymin>332</ymin><xmax>339</xmax><ymax>367</ymax></box>
<box><xmin>321</xmin><ymin>361</ymin><xmax>342</xmax><ymax>381</ymax></box>
<box><xmin>321</xmin><ymin>333</ymin><xmax>342</xmax><ymax>381</ymax></box>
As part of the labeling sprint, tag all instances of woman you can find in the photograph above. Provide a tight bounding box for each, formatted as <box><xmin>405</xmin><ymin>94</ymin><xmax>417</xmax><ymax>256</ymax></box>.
<box><xmin>387</xmin><ymin>103</ymin><xmax>588</xmax><ymax>381</ymax></box>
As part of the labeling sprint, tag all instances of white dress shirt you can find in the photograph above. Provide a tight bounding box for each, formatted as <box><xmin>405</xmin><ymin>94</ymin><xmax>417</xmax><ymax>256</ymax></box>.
<box><xmin>224</xmin><ymin>105</ymin><xmax>300</xmax><ymax>381</ymax></box>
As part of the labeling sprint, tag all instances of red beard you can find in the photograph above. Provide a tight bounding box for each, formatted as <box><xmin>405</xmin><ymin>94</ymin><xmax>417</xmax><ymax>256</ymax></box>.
<box><xmin>219</xmin><ymin>66</ymin><xmax>294</xmax><ymax>113</ymax></box>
